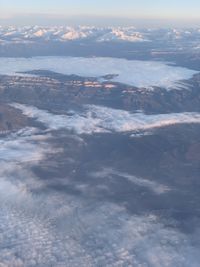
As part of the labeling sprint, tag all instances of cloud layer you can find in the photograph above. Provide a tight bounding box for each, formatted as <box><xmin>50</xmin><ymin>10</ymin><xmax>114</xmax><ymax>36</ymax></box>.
<box><xmin>12</xmin><ymin>103</ymin><xmax>200</xmax><ymax>135</ymax></box>
<box><xmin>0</xmin><ymin>125</ymin><xmax>199</xmax><ymax>266</ymax></box>
<box><xmin>0</xmin><ymin>56</ymin><xmax>197</xmax><ymax>89</ymax></box>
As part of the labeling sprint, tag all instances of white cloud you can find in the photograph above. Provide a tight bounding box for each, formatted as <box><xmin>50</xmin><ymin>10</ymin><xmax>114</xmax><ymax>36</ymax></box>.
<box><xmin>0</xmin><ymin>127</ymin><xmax>199</xmax><ymax>266</ymax></box>
<box><xmin>91</xmin><ymin>168</ymin><xmax>170</xmax><ymax>194</ymax></box>
<box><xmin>11</xmin><ymin>103</ymin><xmax>200</xmax><ymax>135</ymax></box>
<box><xmin>0</xmin><ymin>100</ymin><xmax>199</xmax><ymax>266</ymax></box>
<box><xmin>0</xmin><ymin>56</ymin><xmax>197</xmax><ymax>89</ymax></box>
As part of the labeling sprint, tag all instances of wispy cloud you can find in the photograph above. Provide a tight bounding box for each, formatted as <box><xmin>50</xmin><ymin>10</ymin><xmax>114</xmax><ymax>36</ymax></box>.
<box><xmin>91</xmin><ymin>168</ymin><xmax>170</xmax><ymax>194</ymax></box>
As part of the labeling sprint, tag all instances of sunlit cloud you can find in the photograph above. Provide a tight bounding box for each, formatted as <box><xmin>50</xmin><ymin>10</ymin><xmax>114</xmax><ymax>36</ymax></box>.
<box><xmin>11</xmin><ymin>103</ymin><xmax>200</xmax><ymax>135</ymax></box>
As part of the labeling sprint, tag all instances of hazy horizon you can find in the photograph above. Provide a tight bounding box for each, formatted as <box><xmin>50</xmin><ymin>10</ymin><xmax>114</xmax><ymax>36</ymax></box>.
<box><xmin>1</xmin><ymin>15</ymin><xmax>200</xmax><ymax>28</ymax></box>
<box><xmin>1</xmin><ymin>0</ymin><xmax>200</xmax><ymax>27</ymax></box>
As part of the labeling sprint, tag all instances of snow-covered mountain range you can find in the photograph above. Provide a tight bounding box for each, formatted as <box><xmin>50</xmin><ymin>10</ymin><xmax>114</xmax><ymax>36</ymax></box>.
<box><xmin>1</xmin><ymin>26</ymin><xmax>200</xmax><ymax>44</ymax></box>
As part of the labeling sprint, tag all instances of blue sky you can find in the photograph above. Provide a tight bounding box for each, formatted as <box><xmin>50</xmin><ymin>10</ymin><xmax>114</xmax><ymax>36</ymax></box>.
<box><xmin>1</xmin><ymin>0</ymin><xmax>200</xmax><ymax>26</ymax></box>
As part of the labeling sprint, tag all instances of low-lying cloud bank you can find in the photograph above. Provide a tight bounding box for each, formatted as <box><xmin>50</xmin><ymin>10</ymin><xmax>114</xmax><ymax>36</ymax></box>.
<box><xmin>12</xmin><ymin>103</ymin><xmax>200</xmax><ymax>135</ymax></box>
<box><xmin>0</xmin><ymin>127</ymin><xmax>200</xmax><ymax>266</ymax></box>
<box><xmin>0</xmin><ymin>56</ymin><xmax>197</xmax><ymax>89</ymax></box>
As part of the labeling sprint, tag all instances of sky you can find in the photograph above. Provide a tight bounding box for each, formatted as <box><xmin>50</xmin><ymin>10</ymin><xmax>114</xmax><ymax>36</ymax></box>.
<box><xmin>0</xmin><ymin>0</ymin><xmax>200</xmax><ymax>26</ymax></box>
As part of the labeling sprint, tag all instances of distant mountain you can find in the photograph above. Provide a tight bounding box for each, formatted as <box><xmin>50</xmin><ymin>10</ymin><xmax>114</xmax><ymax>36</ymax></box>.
<box><xmin>1</xmin><ymin>26</ymin><xmax>200</xmax><ymax>44</ymax></box>
<box><xmin>0</xmin><ymin>26</ymin><xmax>148</xmax><ymax>43</ymax></box>
<box><xmin>0</xmin><ymin>26</ymin><xmax>200</xmax><ymax>43</ymax></box>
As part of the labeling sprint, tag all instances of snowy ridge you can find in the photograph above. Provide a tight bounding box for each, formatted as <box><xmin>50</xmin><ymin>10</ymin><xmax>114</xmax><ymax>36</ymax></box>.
<box><xmin>97</xmin><ymin>28</ymin><xmax>148</xmax><ymax>42</ymax></box>
<box><xmin>0</xmin><ymin>26</ymin><xmax>147</xmax><ymax>43</ymax></box>
<box><xmin>1</xmin><ymin>26</ymin><xmax>200</xmax><ymax>44</ymax></box>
